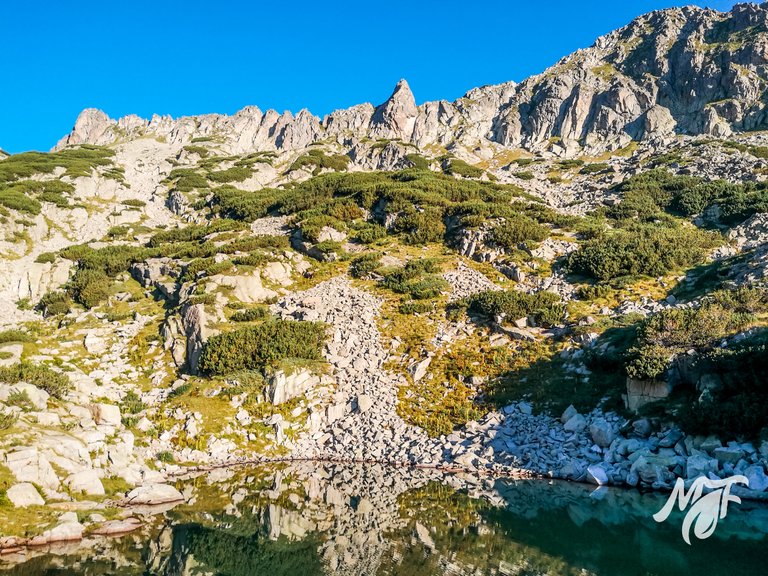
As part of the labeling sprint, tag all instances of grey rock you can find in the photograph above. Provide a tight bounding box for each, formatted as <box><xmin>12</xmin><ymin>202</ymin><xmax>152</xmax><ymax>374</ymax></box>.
<box><xmin>6</xmin><ymin>483</ymin><xmax>45</xmax><ymax>507</ymax></box>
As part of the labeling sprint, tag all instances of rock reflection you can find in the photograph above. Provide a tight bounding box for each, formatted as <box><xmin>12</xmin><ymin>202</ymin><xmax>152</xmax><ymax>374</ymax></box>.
<box><xmin>4</xmin><ymin>463</ymin><xmax>768</xmax><ymax>575</ymax></box>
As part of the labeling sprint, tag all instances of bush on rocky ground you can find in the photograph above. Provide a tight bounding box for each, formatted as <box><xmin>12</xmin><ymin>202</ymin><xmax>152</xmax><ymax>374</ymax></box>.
<box><xmin>379</xmin><ymin>259</ymin><xmax>449</xmax><ymax>300</ymax></box>
<box><xmin>0</xmin><ymin>362</ymin><xmax>70</xmax><ymax>399</ymax></box>
<box><xmin>36</xmin><ymin>291</ymin><xmax>71</xmax><ymax>316</ymax></box>
<box><xmin>490</xmin><ymin>215</ymin><xmax>549</xmax><ymax>249</ymax></box>
<box><xmin>198</xmin><ymin>319</ymin><xmax>326</xmax><ymax>375</ymax></box>
<box><xmin>464</xmin><ymin>289</ymin><xmax>565</xmax><ymax>327</ymax></box>
<box><xmin>566</xmin><ymin>224</ymin><xmax>719</xmax><ymax>282</ymax></box>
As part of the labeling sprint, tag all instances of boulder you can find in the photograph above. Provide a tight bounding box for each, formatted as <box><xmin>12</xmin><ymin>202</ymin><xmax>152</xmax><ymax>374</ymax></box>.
<box><xmin>90</xmin><ymin>403</ymin><xmax>121</xmax><ymax>427</ymax></box>
<box><xmin>409</xmin><ymin>357</ymin><xmax>432</xmax><ymax>382</ymax></box>
<box><xmin>124</xmin><ymin>483</ymin><xmax>184</xmax><ymax>505</ymax></box>
<box><xmin>83</xmin><ymin>331</ymin><xmax>108</xmax><ymax>354</ymax></box>
<box><xmin>561</xmin><ymin>405</ymin><xmax>578</xmax><ymax>424</ymax></box>
<box><xmin>65</xmin><ymin>470</ymin><xmax>105</xmax><ymax>496</ymax></box>
<box><xmin>587</xmin><ymin>464</ymin><xmax>610</xmax><ymax>486</ymax></box>
<box><xmin>356</xmin><ymin>394</ymin><xmax>373</xmax><ymax>413</ymax></box>
<box><xmin>92</xmin><ymin>517</ymin><xmax>142</xmax><ymax>536</ymax></box>
<box><xmin>744</xmin><ymin>465</ymin><xmax>768</xmax><ymax>492</ymax></box>
<box><xmin>625</xmin><ymin>378</ymin><xmax>672</xmax><ymax>412</ymax></box>
<box><xmin>630</xmin><ymin>454</ymin><xmax>675</xmax><ymax>485</ymax></box>
<box><xmin>632</xmin><ymin>419</ymin><xmax>653</xmax><ymax>438</ymax></box>
<box><xmin>714</xmin><ymin>446</ymin><xmax>744</xmax><ymax>466</ymax></box>
<box><xmin>6</xmin><ymin>483</ymin><xmax>44</xmax><ymax>507</ymax></box>
<box><xmin>5</xmin><ymin>447</ymin><xmax>61</xmax><ymax>490</ymax></box>
<box><xmin>563</xmin><ymin>413</ymin><xmax>587</xmax><ymax>433</ymax></box>
<box><xmin>589</xmin><ymin>420</ymin><xmax>615</xmax><ymax>448</ymax></box>
<box><xmin>266</xmin><ymin>369</ymin><xmax>320</xmax><ymax>405</ymax></box>
<box><xmin>686</xmin><ymin>453</ymin><xmax>719</xmax><ymax>478</ymax></box>
<box><xmin>699</xmin><ymin>436</ymin><xmax>723</xmax><ymax>454</ymax></box>
<box><xmin>0</xmin><ymin>383</ymin><xmax>49</xmax><ymax>410</ymax></box>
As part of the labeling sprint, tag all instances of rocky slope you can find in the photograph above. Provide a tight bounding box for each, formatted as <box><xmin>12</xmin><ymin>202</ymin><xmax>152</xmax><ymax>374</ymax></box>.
<box><xmin>3</xmin><ymin>2</ymin><xmax>768</xmax><ymax>561</ymax></box>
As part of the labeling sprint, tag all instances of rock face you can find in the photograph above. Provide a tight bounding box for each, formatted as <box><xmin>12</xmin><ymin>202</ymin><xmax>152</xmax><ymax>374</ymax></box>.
<box><xmin>266</xmin><ymin>369</ymin><xmax>323</xmax><ymax>405</ymax></box>
<box><xmin>6</xmin><ymin>483</ymin><xmax>44</xmax><ymax>507</ymax></box>
<box><xmin>53</xmin><ymin>4</ymin><xmax>768</xmax><ymax>157</ymax></box>
<box><xmin>370</xmin><ymin>79</ymin><xmax>419</xmax><ymax>141</ymax></box>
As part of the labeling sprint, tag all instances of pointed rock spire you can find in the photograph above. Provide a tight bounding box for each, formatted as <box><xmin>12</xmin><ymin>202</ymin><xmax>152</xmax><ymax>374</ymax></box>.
<box><xmin>55</xmin><ymin>108</ymin><xmax>116</xmax><ymax>150</ymax></box>
<box><xmin>370</xmin><ymin>79</ymin><xmax>418</xmax><ymax>141</ymax></box>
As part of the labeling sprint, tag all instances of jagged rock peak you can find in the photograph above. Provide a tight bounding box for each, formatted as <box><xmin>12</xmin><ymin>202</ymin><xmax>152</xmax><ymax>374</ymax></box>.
<box><xmin>370</xmin><ymin>79</ymin><xmax>419</xmax><ymax>141</ymax></box>
<box><xmin>53</xmin><ymin>3</ymin><xmax>768</xmax><ymax>156</ymax></box>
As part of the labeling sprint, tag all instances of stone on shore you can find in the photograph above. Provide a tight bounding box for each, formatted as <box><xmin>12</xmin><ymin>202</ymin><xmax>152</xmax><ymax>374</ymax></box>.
<box><xmin>6</xmin><ymin>483</ymin><xmax>45</xmax><ymax>507</ymax></box>
<box><xmin>125</xmin><ymin>483</ymin><xmax>184</xmax><ymax>505</ymax></box>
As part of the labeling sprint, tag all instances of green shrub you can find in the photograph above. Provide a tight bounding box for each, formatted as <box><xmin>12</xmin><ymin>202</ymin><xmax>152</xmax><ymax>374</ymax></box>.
<box><xmin>230</xmin><ymin>306</ymin><xmax>269</xmax><ymax>322</ymax></box>
<box><xmin>6</xmin><ymin>390</ymin><xmax>34</xmax><ymax>412</ymax></box>
<box><xmin>198</xmin><ymin>320</ymin><xmax>326</xmax><ymax>375</ymax></box>
<box><xmin>314</xmin><ymin>240</ymin><xmax>342</xmax><ymax>254</ymax></box>
<box><xmin>405</xmin><ymin>154</ymin><xmax>429</xmax><ymax>170</ymax></box>
<box><xmin>148</xmin><ymin>220</ymin><xmax>244</xmax><ymax>246</ymax></box>
<box><xmin>576</xmin><ymin>284</ymin><xmax>612</xmax><ymax>300</ymax></box>
<box><xmin>466</xmin><ymin>289</ymin><xmax>564</xmax><ymax>326</ymax></box>
<box><xmin>121</xmin><ymin>199</ymin><xmax>146</xmax><ymax>208</ymax></box>
<box><xmin>188</xmin><ymin>293</ymin><xmax>216</xmax><ymax>306</ymax></box>
<box><xmin>68</xmin><ymin>268</ymin><xmax>111</xmax><ymax>308</ymax></box>
<box><xmin>121</xmin><ymin>390</ymin><xmax>146</xmax><ymax>414</ymax></box>
<box><xmin>490</xmin><ymin>216</ymin><xmax>549</xmax><ymax>249</ymax></box>
<box><xmin>0</xmin><ymin>330</ymin><xmax>32</xmax><ymax>344</ymax></box>
<box><xmin>107</xmin><ymin>225</ymin><xmax>130</xmax><ymax>238</ymax></box>
<box><xmin>624</xmin><ymin>345</ymin><xmax>671</xmax><ymax>380</ymax></box>
<box><xmin>183</xmin><ymin>145</ymin><xmax>210</xmax><ymax>157</ymax></box>
<box><xmin>379</xmin><ymin>259</ymin><xmax>447</xmax><ymax>299</ymax></box>
<box><xmin>289</xmin><ymin>149</ymin><xmax>350</xmax><ymax>175</ymax></box>
<box><xmin>353</xmin><ymin>223</ymin><xmax>387</xmax><ymax>244</ymax></box>
<box><xmin>557</xmin><ymin>159</ymin><xmax>584</xmax><ymax>169</ymax></box>
<box><xmin>37</xmin><ymin>291</ymin><xmax>71</xmax><ymax>316</ymax></box>
<box><xmin>0</xmin><ymin>411</ymin><xmax>17</xmax><ymax>431</ymax></box>
<box><xmin>399</xmin><ymin>300</ymin><xmax>433</xmax><ymax>314</ymax></box>
<box><xmin>515</xmin><ymin>171</ymin><xmax>534</xmax><ymax>180</ymax></box>
<box><xmin>567</xmin><ymin>225</ymin><xmax>719</xmax><ymax>282</ymax></box>
<box><xmin>443</xmin><ymin>158</ymin><xmax>483</xmax><ymax>179</ymax></box>
<box><xmin>677</xmin><ymin>338</ymin><xmax>768</xmax><ymax>439</ymax></box>
<box><xmin>156</xmin><ymin>450</ymin><xmax>175</xmax><ymax>463</ymax></box>
<box><xmin>0</xmin><ymin>362</ymin><xmax>70</xmax><ymax>398</ymax></box>
<box><xmin>34</xmin><ymin>252</ymin><xmax>56</xmax><ymax>264</ymax></box>
<box><xmin>0</xmin><ymin>189</ymin><xmax>42</xmax><ymax>214</ymax></box>
<box><xmin>580</xmin><ymin>163</ymin><xmax>611</xmax><ymax>175</ymax></box>
<box><xmin>349</xmin><ymin>253</ymin><xmax>382</xmax><ymax>278</ymax></box>
<box><xmin>393</xmin><ymin>206</ymin><xmax>446</xmax><ymax>245</ymax></box>
<box><xmin>208</xmin><ymin>166</ymin><xmax>252</xmax><ymax>183</ymax></box>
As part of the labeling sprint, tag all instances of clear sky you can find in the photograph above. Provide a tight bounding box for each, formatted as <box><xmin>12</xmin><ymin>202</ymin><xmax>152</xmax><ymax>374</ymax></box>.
<box><xmin>1</xmin><ymin>0</ymin><xmax>738</xmax><ymax>153</ymax></box>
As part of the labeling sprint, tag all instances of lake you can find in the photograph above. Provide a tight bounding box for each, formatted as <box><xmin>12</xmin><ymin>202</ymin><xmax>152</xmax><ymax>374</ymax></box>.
<box><xmin>4</xmin><ymin>462</ymin><xmax>768</xmax><ymax>575</ymax></box>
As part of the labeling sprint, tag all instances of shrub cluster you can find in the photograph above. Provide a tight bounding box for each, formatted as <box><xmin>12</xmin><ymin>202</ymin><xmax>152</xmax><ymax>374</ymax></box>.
<box><xmin>464</xmin><ymin>289</ymin><xmax>565</xmax><ymax>327</ymax></box>
<box><xmin>0</xmin><ymin>362</ymin><xmax>70</xmax><ymax>398</ymax></box>
<box><xmin>230</xmin><ymin>306</ymin><xmax>270</xmax><ymax>322</ymax></box>
<box><xmin>625</xmin><ymin>287</ymin><xmax>768</xmax><ymax>380</ymax></box>
<box><xmin>210</xmin><ymin>169</ymin><xmax>538</xmax><ymax>247</ymax></box>
<box><xmin>610</xmin><ymin>168</ymin><xmax>768</xmax><ymax>225</ymax></box>
<box><xmin>198</xmin><ymin>319</ymin><xmax>326</xmax><ymax>375</ymax></box>
<box><xmin>37</xmin><ymin>290</ymin><xmax>72</xmax><ymax>316</ymax></box>
<box><xmin>289</xmin><ymin>149</ymin><xmax>350</xmax><ymax>175</ymax></box>
<box><xmin>379</xmin><ymin>259</ymin><xmax>449</xmax><ymax>300</ymax></box>
<box><xmin>567</xmin><ymin>224</ymin><xmax>719</xmax><ymax>282</ymax></box>
<box><xmin>490</xmin><ymin>216</ymin><xmax>549</xmax><ymax>249</ymax></box>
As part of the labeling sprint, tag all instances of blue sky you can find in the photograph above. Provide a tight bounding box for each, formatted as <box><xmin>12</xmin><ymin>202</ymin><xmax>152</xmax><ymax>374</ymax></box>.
<box><xmin>1</xmin><ymin>0</ymin><xmax>737</xmax><ymax>153</ymax></box>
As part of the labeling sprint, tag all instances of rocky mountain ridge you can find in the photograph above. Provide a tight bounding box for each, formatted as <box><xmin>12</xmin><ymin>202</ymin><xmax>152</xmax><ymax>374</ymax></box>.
<box><xmin>58</xmin><ymin>3</ymin><xmax>768</xmax><ymax>158</ymax></box>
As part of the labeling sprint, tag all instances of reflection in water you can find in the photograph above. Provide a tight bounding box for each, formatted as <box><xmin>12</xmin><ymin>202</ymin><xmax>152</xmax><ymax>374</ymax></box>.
<box><xmin>4</xmin><ymin>463</ymin><xmax>768</xmax><ymax>575</ymax></box>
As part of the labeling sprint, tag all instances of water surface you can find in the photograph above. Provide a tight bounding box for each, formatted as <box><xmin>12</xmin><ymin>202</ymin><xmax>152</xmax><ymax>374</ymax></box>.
<box><xmin>5</xmin><ymin>463</ymin><xmax>768</xmax><ymax>575</ymax></box>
